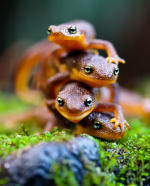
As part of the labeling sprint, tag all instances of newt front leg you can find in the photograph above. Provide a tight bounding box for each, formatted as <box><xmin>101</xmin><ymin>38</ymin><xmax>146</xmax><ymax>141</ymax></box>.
<box><xmin>94</xmin><ymin>103</ymin><xmax>130</xmax><ymax>136</ymax></box>
<box><xmin>53</xmin><ymin>48</ymin><xmax>68</xmax><ymax>72</ymax></box>
<box><xmin>46</xmin><ymin>71</ymin><xmax>70</xmax><ymax>99</ymax></box>
<box><xmin>88</xmin><ymin>39</ymin><xmax>125</xmax><ymax>65</ymax></box>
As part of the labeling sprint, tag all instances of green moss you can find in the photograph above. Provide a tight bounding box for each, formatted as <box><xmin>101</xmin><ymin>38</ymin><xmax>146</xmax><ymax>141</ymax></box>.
<box><xmin>0</xmin><ymin>92</ymin><xmax>150</xmax><ymax>185</ymax></box>
<box><xmin>50</xmin><ymin>163</ymin><xmax>79</xmax><ymax>186</ymax></box>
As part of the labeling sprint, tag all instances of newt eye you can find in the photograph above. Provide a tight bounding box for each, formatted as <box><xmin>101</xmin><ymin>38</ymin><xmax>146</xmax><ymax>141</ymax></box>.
<box><xmin>84</xmin><ymin>97</ymin><xmax>92</xmax><ymax>106</ymax></box>
<box><xmin>47</xmin><ymin>28</ymin><xmax>52</xmax><ymax>35</ymax></box>
<box><xmin>68</xmin><ymin>25</ymin><xmax>77</xmax><ymax>34</ymax></box>
<box><xmin>57</xmin><ymin>97</ymin><xmax>64</xmax><ymax>106</ymax></box>
<box><xmin>113</xmin><ymin>67</ymin><xmax>119</xmax><ymax>75</ymax></box>
<box><xmin>93</xmin><ymin>121</ymin><xmax>102</xmax><ymax>129</ymax></box>
<box><xmin>84</xmin><ymin>65</ymin><xmax>93</xmax><ymax>74</ymax></box>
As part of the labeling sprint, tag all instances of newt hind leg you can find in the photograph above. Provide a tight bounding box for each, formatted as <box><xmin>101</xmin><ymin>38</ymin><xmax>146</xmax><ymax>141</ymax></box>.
<box><xmin>94</xmin><ymin>103</ymin><xmax>130</xmax><ymax>137</ymax></box>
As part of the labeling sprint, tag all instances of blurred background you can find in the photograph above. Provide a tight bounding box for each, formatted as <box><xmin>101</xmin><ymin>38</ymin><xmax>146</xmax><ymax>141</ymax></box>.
<box><xmin>0</xmin><ymin>0</ymin><xmax>150</xmax><ymax>91</ymax></box>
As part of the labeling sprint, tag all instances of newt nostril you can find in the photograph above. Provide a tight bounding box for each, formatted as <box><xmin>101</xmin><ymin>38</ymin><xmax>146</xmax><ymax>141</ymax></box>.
<box><xmin>66</xmin><ymin>101</ymin><xmax>83</xmax><ymax>114</ymax></box>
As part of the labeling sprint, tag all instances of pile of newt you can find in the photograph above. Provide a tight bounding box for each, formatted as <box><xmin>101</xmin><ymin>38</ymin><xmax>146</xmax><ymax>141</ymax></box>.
<box><xmin>5</xmin><ymin>20</ymin><xmax>150</xmax><ymax>140</ymax></box>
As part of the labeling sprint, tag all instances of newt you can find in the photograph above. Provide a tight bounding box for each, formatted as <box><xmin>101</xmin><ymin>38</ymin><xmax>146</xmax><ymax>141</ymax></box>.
<box><xmin>43</xmin><ymin>107</ymin><xmax>128</xmax><ymax>140</ymax></box>
<box><xmin>48</xmin><ymin>20</ymin><xmax>125</xmax><ymax>65</ymax></box>
<box><xmin>0</xmin><ymin>106</ymin><xmax>127</xmax><ymax>140</ymax></box>
<box><xmin>58</xmin><ymin>51</ymin><xmax>119</xmax><ymax>87</ymax></box>
<box><xmin>74</xmin><ymin>112</ymin><xmax>126</xmax><ymax>140</ymax></box>
<box><xmin>14</xmin><ymin>20</ymin><xmax>96</xmax><ymax>103</ymax></box>
<box><xmin>46</xmin><ymin>81</ymin><xmax>96</xmax><ymax>123</ymax></box>
<box><xmin>45</xmin><ymin>51</ymin><xmax>119</xmax><ymax>103</ymax></box>
<box><xmin>45</xmin><ymin>79</ymin><xmax>129</xmax><ymax>134</ymax></box>
<box><xmin>15</xmin><ymin>20</ymin><xmax>122</xmax><ymax>103</ymax></box>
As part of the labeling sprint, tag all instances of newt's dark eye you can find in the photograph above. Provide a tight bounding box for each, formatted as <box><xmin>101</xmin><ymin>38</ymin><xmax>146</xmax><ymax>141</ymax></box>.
<box><xmin>113</xmin><ymin>67</ymin><xmax>119</xmax><ymax>75</ymax></box>
<box><xmin>84</xmin><ymin>97</ymin><xmax>92</xmax><ymax>106</ymax></box>
<box><xmin>93</xmin><ymin>121</ymin><xmax>102</xmax><ymax>129</ymax></box>
<box><xmin>47</xmin><ymin>28</ymin><xmax>52</xmax><ymax>35</ymax></box>
<box><xmin>57</xmin><ymin>97</ymin><xmax>64</xmax><ymax>106</ymax></box>
<box><xmin>84</xmin><ymin>65</ymin><xmax>93</xmax><ymax>74</ymax></box>
<box><xmin>68</xmin><ymin>26</ymin><xmax>77</xmax><ymax>34</ymax></box>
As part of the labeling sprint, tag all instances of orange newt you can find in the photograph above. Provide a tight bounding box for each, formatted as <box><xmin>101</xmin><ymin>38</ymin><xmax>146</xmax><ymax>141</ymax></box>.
<box><xmin>15</xmin><ymin>20</ymin><xmax>123</xmax><ymax>103</ymax></box>
<box><xmin>45</xmin><ymin>79</ymin><xmax>129</xmax><ymax>135</ymax></box>
<box><xmin>14</xmin><ymin>20</ymin><xmax>95</xmax><ymax>103</ymax></box>
<box><xmin>58</xmin><ymin>51</ymin><xmax>119</xmax><ymax>87</ymax></box>
<box><xmin>45</xmin><ymin>51</ymin><xmax>120</xmax><ymax>103</ymax></box>
<box><xmin>48</xmin><ymin>20</ymin><xmax>125</xmax><ymax>65</ymax></box>
<box><xmin>43</xmin><ymin>107</ymin><xmax>128</xmax><ymax>140</ymax></box>
<box><xmin>46</xmin><ymin>82</ymin><xmax>96</xmax><ymax>123</ymax></box>
<box><xmin>74</xmin><ymin>112</ymin><xmax>127</xmax><ymax>140</ymax></box>
<box><xmin>0</xmin><ymin>106</ymin><xmax>127</xmax><ymax>140</ymax></box>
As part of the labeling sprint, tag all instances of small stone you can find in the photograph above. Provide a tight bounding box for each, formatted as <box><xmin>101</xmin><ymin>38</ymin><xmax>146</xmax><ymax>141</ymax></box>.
<box><xmin>0</xmin><ymin>136</ymin><xmax>100</xmax><ymax>186</ymax></box>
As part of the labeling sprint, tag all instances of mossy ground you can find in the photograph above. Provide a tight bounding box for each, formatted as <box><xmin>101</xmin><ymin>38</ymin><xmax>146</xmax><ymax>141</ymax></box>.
<box><xmin>0</xmin><ymin>92</ymin><xmax>150</xmax><ymax>185</ymax></box>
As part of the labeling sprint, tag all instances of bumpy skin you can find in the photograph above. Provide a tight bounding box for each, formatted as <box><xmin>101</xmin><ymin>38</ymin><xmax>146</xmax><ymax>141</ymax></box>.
<box><xmin>14</xmin><ymin>20</ymin><xmax>95</xmax><ymax>103</ymax></box>
<box><xmin>75</xmin><ymin>112</ymin><xmax>126</xmax><ymax>140</ymax></box>
<box><xmin>46</xmin><ymin>77</ymin><xmax>129</xmax><ymax>134</ymax></box>
<box><xmin>46</xmin><ymin>82</ymin><xmax>96</xmax><ymax>123</ymax></box>
<box><xmin>15</xmin><ymin>20</ymin><xmax>123</xmax><ymax>103</ymax></box>
<box><xmin>44</xmin><ymin>107</ymin><xmax>127</xmax><ymax>140</ymax></box>
<box><xmin>94</xmin><ymin>103</ymin><xmax>130</xmax><ymax>135</ymax></box>
<box><xmin>60</xmin><ymin>51</ymin><xmax>119</xmax><ymax>87</ymax></box>
<box><xmin>0</xmin><ymin>106</ymin><xmax>126</xmax><ymax>140</ymax></box>
<box><xmin>46</xmin><ymin>52</ymin><xmax>119</xmax><ymax>104</ymax></box>
<box><xmin>48</xmin><ymin>20</ymin><xmax>125</xmax><ymax>65</ymax></box>
<box><xmin>48</xmin><ymin>20</ymin><xmax>95</xmax><ymax>51</ymax></box>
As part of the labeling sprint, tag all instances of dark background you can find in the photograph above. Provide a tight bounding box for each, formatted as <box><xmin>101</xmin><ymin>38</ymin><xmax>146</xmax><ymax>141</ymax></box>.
<box><xmin>0</xmin><ymin>0</ymin><xmax>150</xmax><ymax>90</ymax></box>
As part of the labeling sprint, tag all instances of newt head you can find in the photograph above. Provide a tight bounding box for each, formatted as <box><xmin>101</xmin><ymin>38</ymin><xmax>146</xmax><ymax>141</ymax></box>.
<box><xmin>55</xmin><ymin>82</ymin><xmax>96</xmax><ymax>123</ymax></box>
<box><xmin>63</xmin><ymin>52</ymin><xmax>119</xmax><ymax>87</ymax></box>
<box><xmin>47</xmin><ymin>24</ymin><xmax>87</xmax><ymax>51</ymax></box>
<box><xmin>75</xmin><ymin>112</ymin><xmax>124</xmax><ymax>140</ymax></box>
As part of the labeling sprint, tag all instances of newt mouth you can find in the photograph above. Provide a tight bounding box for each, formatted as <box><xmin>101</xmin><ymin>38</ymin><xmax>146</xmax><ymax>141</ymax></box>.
<box><xmin>72</xmin><ymin>68</ymin><xmax>117</xmax><ymax>87</ymax></box>
<box><xmin>55</xmin><ymin>104</ymin><xmax>95</xmax><ymax>123</ymax></box>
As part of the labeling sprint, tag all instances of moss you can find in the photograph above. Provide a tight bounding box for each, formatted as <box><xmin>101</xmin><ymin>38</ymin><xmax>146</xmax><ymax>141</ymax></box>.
<box><xmin>0</xmin><ymin>127</ymin><xmax>74</xmax><ymax>158</ymax></box>
<box><xmin>0</xmin><ymin>92</ymin><xmax>150</xmax><ymax>185</ymax></box>
<box><xmin>50</xmin><ymin>163</ymin><xmax>79</xmax><ymax>186</ymax></box>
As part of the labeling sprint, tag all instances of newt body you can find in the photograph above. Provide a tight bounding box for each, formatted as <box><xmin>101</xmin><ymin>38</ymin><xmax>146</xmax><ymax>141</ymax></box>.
<box><xmin>14</xmin><ymin>20</ymin><xmax>95</xmax><ymax>102</ymax></box>
<box><xmin>45</xmin><ymin>52</ymin><xmax>119</xmax><ymax>104</ymax></box>
<box><xmin>15</xmin><ymin>20</ymin><xmax>123</xmax><ymax>103</ymax></box>
<box><xmin>0</xmin><ymin>106</ymin><xmax>125</xmax><ymax>140</ymax></box>
<box><xmin>75</xmin><ymin>112</ymin><xmax>125</xmax><ymax>140</ymax></box>
<box><xmin>46</xmin><ymin>80</ymin><xmax>129</xmax><ymax>134</ymax></box>
<box><xmin>48</xmin><ymin>20</ymin><xmax>95</xmax><ymax>51</ymax></box>
<box><xmin>59</xmin><ymin>51</ymin><xmax>119</xmax><ymax>87</ymax></box>
<box><xmin>44</xmin><ymin>107</ymin><xmax>126</xmax><ymax>140</ymax></box>
<box><xmin>48</xmin><ymin>20</ymin><xmax>125</xmax><ymax>64</ymax></box>
<box><xmin>46</xmin><ymin>82</ymin><xmax>96</xmax><ymax>123</ymax></box>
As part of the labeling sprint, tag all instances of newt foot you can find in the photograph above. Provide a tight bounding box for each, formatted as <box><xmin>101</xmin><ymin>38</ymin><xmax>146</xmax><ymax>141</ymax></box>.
<box><xmin>110</xmin><ymin>117</ymin><xmax>130</xmax><ymax>133</ymax></box>
<box><xmin>106</xmin><ymin>57</ymin><xmax>126</xmax><ymax>65</ymax></box>
<box><xmin>110</xmin><ymin>118</ymin><xmax>125</xmax><ymax>136</ymax></box>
